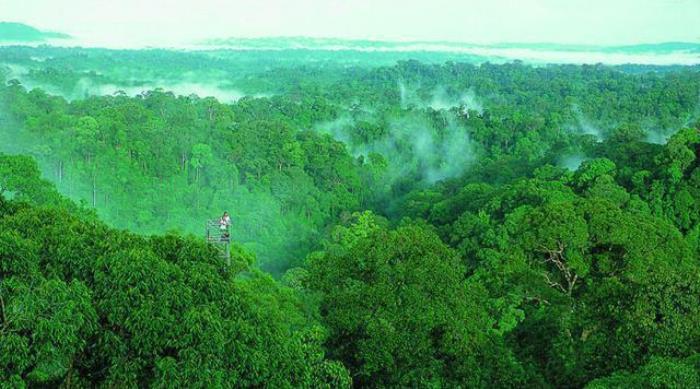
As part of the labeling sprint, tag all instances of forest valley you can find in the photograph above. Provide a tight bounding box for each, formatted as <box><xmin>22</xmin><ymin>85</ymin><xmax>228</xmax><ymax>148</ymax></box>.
<box><xmin>1</xmin><ymin>46</ymin><xmax>700</xmax><ymax>387</ymax></box>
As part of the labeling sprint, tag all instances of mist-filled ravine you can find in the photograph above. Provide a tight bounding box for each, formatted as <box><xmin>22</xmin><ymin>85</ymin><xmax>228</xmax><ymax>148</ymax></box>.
<box><xmin>2</xmin><ymin>8</ymin><xmax>700</xmax><ymax>387</ymax></box>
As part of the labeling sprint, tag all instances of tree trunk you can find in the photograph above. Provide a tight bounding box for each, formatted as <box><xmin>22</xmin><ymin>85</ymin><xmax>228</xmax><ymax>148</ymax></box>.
<box><xmin>92</xmin><ymin>174</ymin><xmax>97</xmax><ymax>208</ymax></box>
<box><xmin>92</xmin><ymin>162</ymin><xmax>97</xmax><ymax>208</ymax></box>
<box><xmin>57</xmin><ymin>160</ymin><xmax>63</xmax><ymax>184</ymax></box>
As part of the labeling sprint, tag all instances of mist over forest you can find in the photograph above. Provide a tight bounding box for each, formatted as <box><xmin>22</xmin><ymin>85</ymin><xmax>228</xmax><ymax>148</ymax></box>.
<box><xmin>1</xmin><ymin>12</ymin><xmax>700</xmax><ymax>388</ymax></box>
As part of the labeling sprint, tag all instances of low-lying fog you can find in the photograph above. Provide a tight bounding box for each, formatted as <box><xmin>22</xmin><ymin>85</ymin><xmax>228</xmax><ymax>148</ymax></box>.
<box><xmin>3</xmin><ymin>38</ymin><xmax>698</xmax><ymax>66</ymax></box>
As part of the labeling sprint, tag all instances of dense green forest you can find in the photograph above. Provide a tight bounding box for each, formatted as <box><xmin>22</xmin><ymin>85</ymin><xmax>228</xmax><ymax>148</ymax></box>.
<box><xmin>1</xmin><ymin>44</ymin><xmax>700</xmax><ymax>387</ymax></box>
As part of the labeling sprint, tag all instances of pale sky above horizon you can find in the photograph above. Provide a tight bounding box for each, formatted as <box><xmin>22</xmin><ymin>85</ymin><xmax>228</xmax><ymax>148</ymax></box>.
<box><xmin>2</xmin><ymin>0</ymin><xmax>699</xmax><ymax>48</ymax></box>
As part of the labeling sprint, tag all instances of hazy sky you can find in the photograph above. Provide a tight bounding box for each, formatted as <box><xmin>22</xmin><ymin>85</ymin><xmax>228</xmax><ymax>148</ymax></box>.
<box><xmin>2</xmin><ymin>0</ymin><xmax>699</xmax><ymax>47</ymax></box>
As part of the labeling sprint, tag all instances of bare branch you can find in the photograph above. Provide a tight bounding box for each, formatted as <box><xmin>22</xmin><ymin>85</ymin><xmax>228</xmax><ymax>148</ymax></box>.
<box><xmin>542</xmin><ymin>271</ymin><xmax>567</xmax><ymax>294</ymax></box>
<box><xmin>538</xmin><ymin>240</ymin><xmax>579</xmax><ymax>296</ymax></box>
<box><xmin>0</xmin><ymin>293</ymin><xmax>7</xmax><ymax>330</ymax></box>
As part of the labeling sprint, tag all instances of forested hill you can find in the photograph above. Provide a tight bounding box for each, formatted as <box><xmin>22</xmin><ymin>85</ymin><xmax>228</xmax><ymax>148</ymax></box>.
<box><xmin>2</xmin><ymin>47</ymin><xmax>700</xmax><ymax>386</ymax></box>
<box><xmin>0</xmin><ymin>22</ymin><xmax>70</xmax><ymax>42</ymax></box>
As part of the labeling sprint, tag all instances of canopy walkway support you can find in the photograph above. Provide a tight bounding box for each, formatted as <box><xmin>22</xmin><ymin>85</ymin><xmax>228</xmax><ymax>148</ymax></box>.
<box><xmin>206</xmin><ymin>220</ymin><xmax>231</xmax><ymax>266</ymax></box>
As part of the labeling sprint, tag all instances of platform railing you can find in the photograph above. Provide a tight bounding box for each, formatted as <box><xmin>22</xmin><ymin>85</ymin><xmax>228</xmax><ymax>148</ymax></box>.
<box><xmin>206</xmin><ymin>220</ymin><xmax>231</xmax><ymax>265</ymax></box>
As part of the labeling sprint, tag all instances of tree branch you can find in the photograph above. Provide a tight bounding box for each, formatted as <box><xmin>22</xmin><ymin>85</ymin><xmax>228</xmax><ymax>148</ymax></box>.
<box><xmin>0</xmin><ymin>293</ymin><xmax>7</xmax><ymax>329</ymax></box>
<box><xmin>538</xmin><ymin>241</ymin><xmax>579</xmax><ymax>296</ymax></box>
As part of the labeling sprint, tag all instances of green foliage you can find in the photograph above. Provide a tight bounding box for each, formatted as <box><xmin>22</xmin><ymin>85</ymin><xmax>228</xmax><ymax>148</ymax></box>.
<box><xmin>587</xmin><ymin>356</ymin><xmax>700</xmax><ymax>388</ymax></box>
<box><xmin>2</xmin><ymin>47</ymin><xmax>700</xmax><ymax>387</ymax></box>
<box><xmin>0</xmin><ymin>192</ymin><xmax>350</xmax><ymax>387</ymax></box>
<box><xmin>307</xmin><ymin>219</ymin><xmax>526</xmax><ymax>386</ymax></box>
